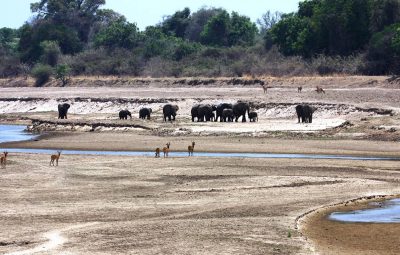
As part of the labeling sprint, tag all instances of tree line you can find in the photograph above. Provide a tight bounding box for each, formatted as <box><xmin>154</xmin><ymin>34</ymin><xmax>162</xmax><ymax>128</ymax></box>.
<box><xmin>1</xmin><ymin>0</ymin><xmax>400</xmax><ymax>86</ymax></box>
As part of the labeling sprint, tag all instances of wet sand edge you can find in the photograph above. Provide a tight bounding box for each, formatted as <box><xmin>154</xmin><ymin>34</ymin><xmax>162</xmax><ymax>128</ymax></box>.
<box><xmin>298</xmin><ymin>195</ymin><xmax>400</xmax><ymax>254</ymax></box>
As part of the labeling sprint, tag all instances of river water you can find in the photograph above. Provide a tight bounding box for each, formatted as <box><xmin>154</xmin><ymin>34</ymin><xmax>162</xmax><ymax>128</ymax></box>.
<box><xmin>329</xmin><ymin>199</ymin><xmax>400</xmax><ymax>223</ymax></box>
<box><xmin>0</xmin><ymin>125</ymin><xmax>399</xmax><ymax>161</ymax></box>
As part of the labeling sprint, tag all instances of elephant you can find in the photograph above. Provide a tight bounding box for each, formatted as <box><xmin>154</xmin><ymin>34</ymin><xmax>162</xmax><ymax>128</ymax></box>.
<box><xmin>222</xmin><ymin>108</ymin><xmax>234</xmax><ymax>122</ymax></box>
<box><xmin>119</xmin><ymin>110</ymin><xmax>132</xmax><ymax>119</ymax></box>
<box><xmin>163</xmin><ymin>104</ymin><xmax>179</xmax><ymax>121</ymax></box>
<box><xmin>197</xmin><ymin>104</ymin><xmax>217</xmax><ymax>122</ymax></box>
<box><xmin>232</xmin><ymin>102</ymin><xmax>250</xmax><ymax>122</ymax></box>
<box><xmin>249</xmin><ymin>111</ymin><xmax>258</xmax><ymax>122</ymax></box>
<box><xmin>58</xmin><ymin>103</ymin><xmax>70</xmax><ymax>119</ymax></box>
<box><xmin>139</xmin><ymin>108</ymin><xmax>152</xmax><ymax>120</ymax></box>
<box><xmin>191</xmin><ymin>104</ymin><xmax>201</xmax><ymax>122</ymax></box>
<box><xmin>215</xmin><ymin>103</ymin><xmax>233</xmax><ymax>122</ymax></box>
<box><xmin>295</xmin><ymin>104</ymin><xmax>314</xmax><ymax>123</ymax></box>
<box><xmin>302</xmin><ymin>104</ymin><xmax>314</xmax><ymax>123</ymax></box>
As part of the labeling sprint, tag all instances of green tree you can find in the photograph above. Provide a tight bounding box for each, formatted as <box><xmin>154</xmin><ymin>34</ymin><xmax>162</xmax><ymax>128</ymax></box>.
<box><xmin>31</xmin><ymin>0</ymin><xmax>105</xmax><ymax>42</ymax></box>
<box><xmin>31</xmin><ymin>63</ymin><xmax>53</xmax><ymax>86</ymax></box>
<box><xmin>161</xmin><ymin>8</ymin><xmax>191</xmax><ymax>38</ymax></box>
<box><xmin>18</xmin><ymin>21</ymin><xmax>82</xmax><ymax>63</ymax></box>
<box><xmin>369</xmin><ymin>0</ymin><xmax>400</xmax><ymax>34</ymax></box>
<box><xmin>228</xmin><ymin>12</ymin><xmax>258</xmax><ymax>46</ymax></box>
<box><xmin>0</xmin><ymin>28</ymin><xmax>19</xmax><ymax>53</ymax></box>
<box><xmin>40</xmin><ymin>40</ymin><xmax>61</xmax><ymax>66</ymax></box>
<box><xmin>184</xmin><ymin>7</ymin><xmax>224</xmax><ymax>42</ymax></box>
<box><xmin>365</xmin><ymin>23</ymin><xmax>400</xmax><ymax>74</ymax></box>
<box><xmin>94</xmin><ymin>18</ymin><xmax>140</xmax><ymax>49</ymax></box>
<box><xmin>270</xmin><ymin>0</ymin><xmax>373</xmax><ymax>57</ymax></box>
<box><xmin>201</xmin><ymin>10</ymin><xmax>231</xmax><ymax>46</ymax></box>
<box><xmin>270</xmin><ymin>14</ymin><xmax>314</xmax><ymax>56</ymax></box>
<box><xmin>55</xmin><ymin>64</ymin><xmax>71</xmax><ymax>86</ymax></box>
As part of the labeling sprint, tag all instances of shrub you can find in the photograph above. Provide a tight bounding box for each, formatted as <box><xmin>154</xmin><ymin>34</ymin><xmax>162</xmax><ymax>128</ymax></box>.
<box><xmin>55</xmin><ymin>64</ymin><xmax>71</xmax><ymax>86</ymax></box>
<box><xmin>31</xmin><ymin>64</ymin><xmax>52</xmax><ymax>86</ymax></box>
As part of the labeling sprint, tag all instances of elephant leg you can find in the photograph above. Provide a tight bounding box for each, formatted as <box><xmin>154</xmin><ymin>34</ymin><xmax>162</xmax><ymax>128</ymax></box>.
<box><xmin>309</xmin><ymin>115</ymin><xmax>313</xmax><ymax>123</ymax></box>
<box><xmin>242</xmin><ymin>115</ymin><xmax>246</xmax><ymax>122</ymax></box>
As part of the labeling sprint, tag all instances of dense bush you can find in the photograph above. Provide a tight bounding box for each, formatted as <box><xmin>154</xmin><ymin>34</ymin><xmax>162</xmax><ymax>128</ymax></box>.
<box><xmin>1</xmin><ymin>0</ymin><xmax>400</xmax><ymax>79</ymax></box>
<box><xmin>31</xmin><ymin>64</ymin><xmax>52</xmax><ymax>86</ymax></box>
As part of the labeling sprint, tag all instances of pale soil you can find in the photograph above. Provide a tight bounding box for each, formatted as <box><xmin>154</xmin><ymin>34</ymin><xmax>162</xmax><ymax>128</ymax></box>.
<box><xmin>1</xmin><ymin>76</ymin><xmax>400</xmax><ymax>254</ymax></box>
<box><xmin>1</xmin><ymin>154</ymin><xmax>400</xmax><ymax>255</ymax></box>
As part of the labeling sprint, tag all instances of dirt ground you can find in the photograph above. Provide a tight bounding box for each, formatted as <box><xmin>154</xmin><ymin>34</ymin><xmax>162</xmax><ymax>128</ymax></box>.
<box><xmin>1</xmin><ymin>154</ymin><xmax>400</xmax><ymax>255</ymax></box>
<box><xmin>1</xmin><ymin>76</ymin><xmax>400</xmax><ymax>254</ymax></box>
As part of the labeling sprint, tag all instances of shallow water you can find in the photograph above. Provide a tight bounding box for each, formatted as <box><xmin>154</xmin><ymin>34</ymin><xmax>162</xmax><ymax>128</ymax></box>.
<box><xmin>0</xmin><ymin>148</ymin><xmax>399</xmax><ymax>161</ymax></box>
<box><xmin>329</xmin><ymin>199</ymin><xmax>400</xmax><ymax>223</ymax></box>
<box><xmin>0</xmin><ymin>125</ymin><xmax>399</xmax><ymax>161</ymax></box>
<box><xmin>0</xmin><ymin>125</ymin><xmax>38</xmax><ymax>143</ymax></box>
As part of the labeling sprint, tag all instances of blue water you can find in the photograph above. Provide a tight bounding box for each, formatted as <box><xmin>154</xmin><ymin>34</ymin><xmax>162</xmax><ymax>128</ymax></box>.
<box><xmin>0</xmin><ymin>125</ymin><xmax>399</xmax><ymax>161</ymax></box>
<box><xmin>0</xmin><ymin>125</ymin><xmax>38</xmax><ymax>143</ymax></box>
<box><xmin>329</xmin><ymin>199</ymin><xmax>400</xmax><ymax>223</ymax></box>
<box><xmin>0</xmin><ymin>148</ymin><xmax>399</xmax><ymax>161</ymax></box>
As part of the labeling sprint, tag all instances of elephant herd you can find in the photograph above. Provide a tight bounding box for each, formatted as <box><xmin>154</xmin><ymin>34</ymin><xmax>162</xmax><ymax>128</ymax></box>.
<box><xmin>57</xmin><ymin>102</ymin><xmax>315</xmax><ymax>124</ymax></box>
<box><xmin>192</xmin><ymin>102</ymin><xmax>258</xmax><ymax>123</ymax></box>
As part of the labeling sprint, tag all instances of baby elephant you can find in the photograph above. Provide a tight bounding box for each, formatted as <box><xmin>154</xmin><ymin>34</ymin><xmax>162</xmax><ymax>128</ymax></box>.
<box><xmin>119</xmin><ymin>110</ymin><xmax>132</xmax><ymax>120</ymax></box>
<box><xmin>139</xmin><ymin>108</ymin><xmax>152</xmax><ymax>120</ymax></box>
<box><xmin>58</xmin><ymin>103</ymin><xmax>70</xmax><ymax>119</ymax></box>
<box><xmin>249</xmin><ymin>111</ymin><xmax>258</xmax><ymax>122</ymax></box>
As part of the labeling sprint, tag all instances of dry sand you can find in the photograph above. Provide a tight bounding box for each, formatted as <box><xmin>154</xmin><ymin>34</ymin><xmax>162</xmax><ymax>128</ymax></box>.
<box><xmin>1</xmin><ymin>154</ymin><xmax>400</xmax><ymax>255</ymax></box>
<box><xmin>0</xmin><ymin>76</ymin><xmax>400</xmax><ymax>254</ymax></box>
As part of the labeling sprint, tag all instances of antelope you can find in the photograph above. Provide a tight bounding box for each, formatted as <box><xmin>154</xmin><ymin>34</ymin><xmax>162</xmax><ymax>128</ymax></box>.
<box><xmin>50</xmin><ymin>151</ymin><xmax>61</xmax><ymax>166</ymax></box>
<box><xmin>188</xmin><ymin>141</ymin><xmax>195</xmax><ymax>156</ymax></box>
<box><xmin>316</xmin><ymin>86</ymin><xmax>325</xmax><ymax>94</ymax></box>
<box><xmin>261</xmin><ymin>84</ymin><xmax>268</xmax><ymax>94</ymax></box>
<box><xmin>163</xmin><ymin>142</ymin><xmax>171</xmax><ymax>158</ymax></box>
<box><xmin>155</xmin><ymin>147</ymin><xmax>160</xmax><ymax>158</ymax></box>
<box><xmin>298</xmin><ymin>86</ymin><xmax>302</xmax><ymax>93</ymax></box>
<box><xmin>1</xmin><ymin>151</ymin><xmax>8</xmax><ymax>168</ymax></box>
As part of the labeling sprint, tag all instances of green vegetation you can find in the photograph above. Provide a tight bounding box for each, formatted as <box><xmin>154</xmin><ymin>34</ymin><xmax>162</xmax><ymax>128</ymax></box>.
<box><xmin>1</xmin><ymin>0</ymin><xmax>400</xmax><ymax>81</ymax></box>
<box><xmin>31</xmin><ymin>64</ymin><xmax>53</xmax><ymax>86</ymax></box>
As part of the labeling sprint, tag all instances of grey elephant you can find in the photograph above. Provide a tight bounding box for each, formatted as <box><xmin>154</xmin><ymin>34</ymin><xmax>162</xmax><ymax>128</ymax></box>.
<box><xmin>197</xmin><ymin>104</ymin><xmax>217</xmax><ymax>122</ymax></box>
<box><xmin>163</xmin><ymin>104</ymin><xmax>179</xmax><ymax>121</ymax></box>
<box><xmin>249</xmin><ymin>111</ymin><xmax>258</xmax><ymax>122</ymax></box>
<box><xmin>191</xmin><ymin>104</ymin><xmax>201</xmax><ymax>122</ymax></box>
<box><xmin>222</xmin><ymin>108</ymin><xmax>234</xmax><ymax>122</ymax></box>
<box><xmin>119</xmin><ymin>110</ymin><xmax>132</xmax><ymax>119</ymax></box>
<box><xmin>233</xmin><ymin>102</ymin><xmax>250</xmax><ymax>122</ymax></box>
<box><xmin>139</xmin><ymin>108</ymin><xmax>152</xmax><ymax>120</ymax></box>
<box><xmin>295</xmin><ymin>104</ymin><xmax>314</xmax><ymax>123</ymax></box>
<box><xmin>58</xmin><ymin>103</ymin><xmax>70</xmax><ymax>119</ymax></box>
<box><xmin>215</xmin><ymin>103</ymin><xmax>233</xmax><ymax>122</ymax></box>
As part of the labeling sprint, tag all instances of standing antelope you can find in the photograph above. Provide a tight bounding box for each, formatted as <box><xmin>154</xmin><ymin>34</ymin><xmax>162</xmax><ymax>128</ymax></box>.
<box><xmin>1</xmin><ymin>151</ymin><xmax>8</xmax><ymax>168</ymax></box>
<box><xmin>50</xmin><ymin>151</ymin><xmax>61</xmax><ymax>166</ymax></box>
<box><xmin>155</xmin><ymin>147</ymin><xmax>160</xmax><ymax>158</ymax></box>
<box><xmin>316</xmin><ymin>86</ymin><xmax>325</xmax><ymax>94</ymax></box>
<box><xmin>261</xmin><ymin>84</ymin><xmax>268</xmax><ymax>94</ymax></box>
<box><xmin>163</xmin><ymin>142</ymin><xmax>171</xmax><ymax>158</ymax></box>
<box><xmin>188</xmin><ymin>141</ymin><xmax>195</xmax><ymax>156</ymax></box>
<box><xmin>298</xmin><ymin>86</ymin><xmax>302</xmax><ymax>93</ymax></box>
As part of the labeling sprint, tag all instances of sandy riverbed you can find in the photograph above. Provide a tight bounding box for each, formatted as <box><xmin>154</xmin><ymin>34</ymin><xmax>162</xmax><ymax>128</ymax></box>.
<box><xmin>1</xmin><ymin>76</ymin><xmax>400</xmax><ymax>254</ymax></box>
